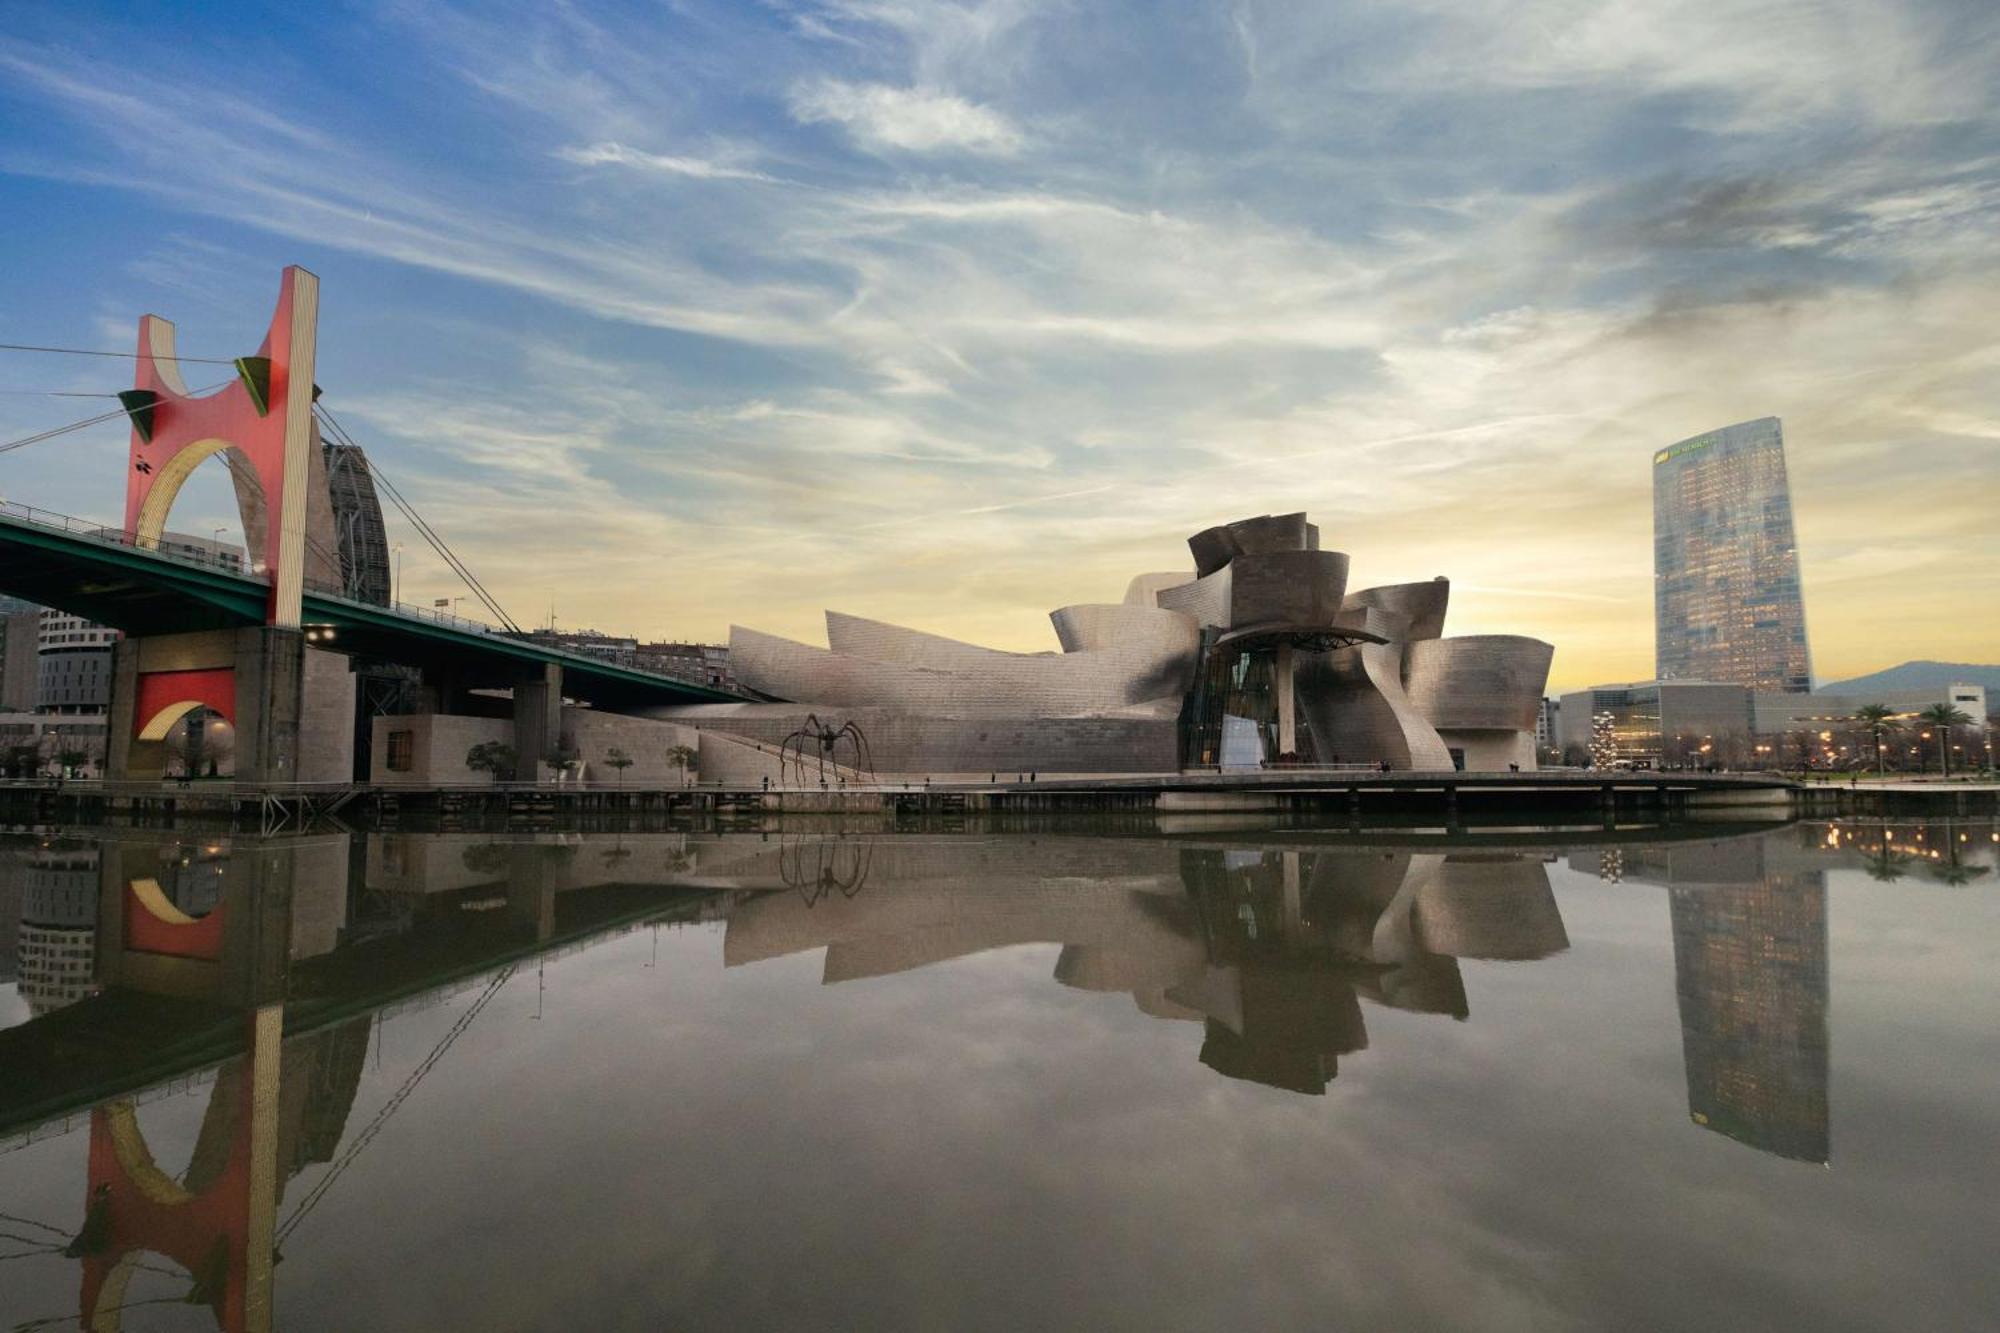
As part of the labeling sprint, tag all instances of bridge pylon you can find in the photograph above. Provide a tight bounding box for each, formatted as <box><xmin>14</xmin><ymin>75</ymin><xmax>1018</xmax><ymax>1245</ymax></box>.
<box><xmin>122</xmin><ymin>265</ymin><xmax>338</xmax><ymax>628</ymax></box>
<box><xmin>107</xmin><ymin>267</ymin><xmax>355</xmax><ymax>784</ymax></box>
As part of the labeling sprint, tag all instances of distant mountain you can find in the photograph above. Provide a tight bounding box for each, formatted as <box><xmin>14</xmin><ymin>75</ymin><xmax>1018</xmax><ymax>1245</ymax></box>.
<box><xmin>1818</xmin><ymin>661</ymin><xmax>2000</xmax><ymax>696</ymax></box>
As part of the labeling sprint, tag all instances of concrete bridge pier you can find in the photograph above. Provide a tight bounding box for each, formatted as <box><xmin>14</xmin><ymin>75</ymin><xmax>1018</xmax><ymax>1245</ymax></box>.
<box><xmin>105</xmin><ymin>628</ymin><xmax>355</xmax><ymax>783</ymax></box>
<box><xmin>514</xmin><ymin>662</ymin><xmax>564</xmax><ymax>775</ymax></box>
<box><xmin>507</xmin><ymin>843</ymin><xmax>558</xmax><ymax>943</ymax></box>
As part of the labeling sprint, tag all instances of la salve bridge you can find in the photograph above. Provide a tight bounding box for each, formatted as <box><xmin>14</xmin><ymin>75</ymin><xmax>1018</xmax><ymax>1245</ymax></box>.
<box><xmin>0</xmin><ymin>265</ymin><xmax>738</xmax><ymax>808</ymax></box>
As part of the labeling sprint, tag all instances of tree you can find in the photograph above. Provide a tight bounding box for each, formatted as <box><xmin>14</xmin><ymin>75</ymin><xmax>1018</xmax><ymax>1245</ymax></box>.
<box><xmin>465</xmin><ymin>740</ymin><xmax>517</xmax><ymax>783</ymax></box>
<box><xmin>57</xmin><ymin>747</ymin><xmax>90</xmax><ymax>778</ymax></box>
<box><xmin>3</xmin><ymin>744</ymin><xmax>38</xmax><ymax>778</ymax></box>
<box><xmin>604</xmin><ymin>746</ymin><xmax>633</xmax><ymax>786</ymax></box>
<box><xmin>1852</xmin><ymin>704</ymin><xmax>1896</xmax><ymax>775</ymax></box>
<box><xmin>667</xmin><ymin>743</ymin><xmax>697</xmax><ymax>788</ymax></box>
<box><xmin>1862</xmin><ymin>847</ymin><xmax>1910</xmax><ymax>882</ymax></box>
<box><xmin>1915</xmin><ymin>703</ymin><xmax>1972</xmax><ymax>777</ymax></box>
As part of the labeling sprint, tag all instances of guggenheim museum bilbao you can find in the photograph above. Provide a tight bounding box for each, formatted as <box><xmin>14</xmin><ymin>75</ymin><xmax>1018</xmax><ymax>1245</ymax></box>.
<box><xmin>653</xmin><ymin>512</ymin><xmax>1554</xmax><ymax>776</ymax></box>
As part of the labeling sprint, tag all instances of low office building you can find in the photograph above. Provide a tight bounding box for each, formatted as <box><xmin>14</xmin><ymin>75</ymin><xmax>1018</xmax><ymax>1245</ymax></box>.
<box><xmin>1555</xmin><ymin>681</ymin><xmax>1754</xmax><ymax>767</ymax></box>
<box><xmin>1755</xmin><ymin>683</ymin><xmax>1988</xmax><ymax>734</ymax></box>
<box><xmin>1558</xmin><ymin>678</ymin><xmax>1989</xmax><ymax>768</ymax></box>
<box><xmin>636</xmin><ymin>641</ymin><xmax>734</xmax><ymax>691</ymax></box>
<box><xmin>35</xmin><ymin>610</ymin><xmax>118</xmax><ymax>715</ymax></box>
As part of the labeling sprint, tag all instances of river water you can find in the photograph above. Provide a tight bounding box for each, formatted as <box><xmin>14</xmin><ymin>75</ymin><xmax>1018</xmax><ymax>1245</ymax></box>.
<box><xmin>1</xmin><ymin>816</ymin><xmax>1996</xmax><ymax>1331</ymax></box>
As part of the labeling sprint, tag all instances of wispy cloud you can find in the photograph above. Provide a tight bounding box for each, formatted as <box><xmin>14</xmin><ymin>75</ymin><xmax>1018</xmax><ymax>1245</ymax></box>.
<box><xmin>557</xmin><ymin>142</ymin><xmax>782</xmax><ymax>183</ymax></box>
<box><xmin>0</xmin><ymin>0</ymin><xmax>1994</xmax><ymax>682</ymax></box>
<box><xmin>789</xmin><ymin>79</ymin><xmax>1023</xmax><ymax>154</ymax></box>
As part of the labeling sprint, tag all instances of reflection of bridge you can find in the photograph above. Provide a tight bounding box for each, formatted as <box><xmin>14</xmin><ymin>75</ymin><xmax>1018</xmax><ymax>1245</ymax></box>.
<box><xmin>0</xmin><ymin>825</ymin><xmax>730</xmax><ymax>1332</ymax></box>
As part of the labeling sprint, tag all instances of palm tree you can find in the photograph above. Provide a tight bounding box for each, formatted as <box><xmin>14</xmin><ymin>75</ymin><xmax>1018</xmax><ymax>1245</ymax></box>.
<box><xmin>1916</xmin><ymin>703</ymin><xmax>1972</xmax><ymax>777</ymax></box>
<box><xmin>1852</xmin><ymin>704</ymin><xmax>1897</xmax><ymax>775</ymax></box>
<box><xmin>604</xmin><ymin>746</ymin><xmax>633</xmax><ymax>786</ymax></box>
<box><xmin>666</xmin><ymin>744</ymin><xmax>697</xmax><ymax>788</ymax></box>
<box><xmin>1862</xmin><ymin>847</ymin><xmax>1911</xmax><ymax>882</ymax></box>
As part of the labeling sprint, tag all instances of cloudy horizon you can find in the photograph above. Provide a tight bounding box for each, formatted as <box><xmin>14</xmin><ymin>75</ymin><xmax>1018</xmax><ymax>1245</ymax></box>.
<box><xmin>2</xmin><ymin>0</ymin><xmax>1995</xmax><ymax>689</ymax></box>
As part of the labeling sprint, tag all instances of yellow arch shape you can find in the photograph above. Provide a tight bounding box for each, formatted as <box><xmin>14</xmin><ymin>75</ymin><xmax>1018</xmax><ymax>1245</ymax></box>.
<box><xmin>128</xmin><ymin>876</ymin><xmax>204</xmax><ymax>927</ymax></box>
<box><xmin>103</xmin><ymin>1098</ymin><xmax>197</xmax><ymax>1207</ymax></box>
<box><xmin>132</xmin><ymin>436</ymin><xmax>266</xmax><ymax>553</ymax></box>
<box><xmin>135</xmin><ymin>699</ymin><xmax>207</xmax><ymax>744</ymax></box>
<box><xmin>92</xmin><ymin>1249</ymin><xmax>140</xmax><ymax>1332</ymax></box>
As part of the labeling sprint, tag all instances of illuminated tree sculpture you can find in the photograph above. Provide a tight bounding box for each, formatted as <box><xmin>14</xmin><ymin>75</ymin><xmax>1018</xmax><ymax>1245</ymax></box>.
<box><xmin>1588</xmin><ymin>711</ymin><xmax>1618</xmax><ymax>769</ymax></box>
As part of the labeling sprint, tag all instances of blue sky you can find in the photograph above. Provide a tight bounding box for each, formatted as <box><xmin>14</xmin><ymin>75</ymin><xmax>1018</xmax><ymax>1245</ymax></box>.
<box><xmin>1</xmin><ymin>0</ymin><xmax>1996</xmax><ymax>685</ymax></box>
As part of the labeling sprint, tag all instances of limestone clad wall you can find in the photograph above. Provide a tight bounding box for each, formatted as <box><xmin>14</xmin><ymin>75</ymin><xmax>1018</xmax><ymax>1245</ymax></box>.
<box><xmin>652</xmin><ymin>702</ymin><xmax>1177</xmax><ymax>775</ymax></box>
<box><xmin>370</xmin><ymin>712</ymin><xmax>512</xmax><ymax>785</ymax></box>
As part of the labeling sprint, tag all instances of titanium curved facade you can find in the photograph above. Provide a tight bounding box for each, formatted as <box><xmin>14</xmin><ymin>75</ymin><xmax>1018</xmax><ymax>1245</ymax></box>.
<box><xmin>1403</xmin><ymin>636</ymin><xmax>1553</xmax><ymax>732</ymax></box>
<box><xmin>1297</xmin><ymin>630</ymin><xmax>1455</xmax><ymax>771</ymax></box>
<box><xmin>674</xmin><ymin>510</ymin><xmax>1552</xmax><ymax>775</ymax></box>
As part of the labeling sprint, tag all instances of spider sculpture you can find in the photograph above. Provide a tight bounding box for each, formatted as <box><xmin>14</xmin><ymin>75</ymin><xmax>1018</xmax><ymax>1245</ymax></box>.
<box><xmin>780</xmin><ymin>836</ymin><xmax>874</xmax><ymax>907</ymax></box>
<box><xmin>777</xmin><ymin>714</ymin><xmax>876</xmax><ymax>786</ymax></box>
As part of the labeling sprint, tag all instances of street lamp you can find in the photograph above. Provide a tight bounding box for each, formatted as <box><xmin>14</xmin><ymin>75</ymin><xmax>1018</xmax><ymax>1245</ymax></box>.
<box><xmin>393</xmin><ymin>542</ymin><xmax>404</xmax><ymax>606</ymax></box>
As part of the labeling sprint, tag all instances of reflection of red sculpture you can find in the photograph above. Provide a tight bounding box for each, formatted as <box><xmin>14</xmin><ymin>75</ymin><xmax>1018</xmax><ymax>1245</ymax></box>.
<box><xmin>75</xmin><ymin>1009</ymin><xmax>280</xmax><ymax>1333</ymax></box>
<box><xmin>122</xmin><ymin>266</ymin><xmax>320</xmax><ymax>629</ymax></box>
<box><xmin>123</xmin><ymin>877</ymin><xmax>226</xmax><ymax>960</ymax></box>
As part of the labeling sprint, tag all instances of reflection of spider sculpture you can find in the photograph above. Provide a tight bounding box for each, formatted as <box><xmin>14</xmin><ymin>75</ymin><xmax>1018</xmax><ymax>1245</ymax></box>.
<box><xmin>779</xmin><ymin>837</ymin><xmax>874</xmax><ymax>907</ymax></box>
<box><xmin>777</xmin><ymin>714</ymin><xmax>876</xmax><ymax>786</ymax></box>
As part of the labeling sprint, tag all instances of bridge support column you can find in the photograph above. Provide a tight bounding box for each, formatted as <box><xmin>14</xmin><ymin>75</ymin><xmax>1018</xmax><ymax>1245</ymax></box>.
<box><xmin>514</xmin><ymin>663</ymin><xmax>563</xmax><ymax>776</ymax></box>
<box><xmin>105</xmin><ymin>628</ymin><xmax>354</xmax><ymax>783</ymax></box>
<box><xmin>97</xmin><ymin>835</ymin><xmax>298</xmax><ymax>1006</ymax></box>
<box><xmin>235</xmin><ymin>627</ymin><xmax>306</xmax><ymax>784</ymax></box>
<box><xmin>1275</xmin><ymin>643</ymin><xmax>1296</xmax><ymax>756</ymax></box>
<box><xmin>105</xmin><ymin>639</ymin><xmax>141</xmax><ymax>780</ymax></box>
<box><xmin>507</xmin><ymin>843</ymin><xmax>557</xmax><ymax>943</ymax></box>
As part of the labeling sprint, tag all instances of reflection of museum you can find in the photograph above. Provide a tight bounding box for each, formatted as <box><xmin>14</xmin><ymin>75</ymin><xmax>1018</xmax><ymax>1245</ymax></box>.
<box><xmin>657</xmin><ymin>512</ymin><xmax>1554</xmax><ymax>773</ymax></box>
<box><xmin>722</xmin><ymin>840</ymin><xmax>1570</xmax><ymax>1095</ymax></box>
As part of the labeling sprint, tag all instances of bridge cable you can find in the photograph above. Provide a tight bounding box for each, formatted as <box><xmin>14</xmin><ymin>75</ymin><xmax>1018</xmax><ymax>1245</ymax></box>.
<box><xmin>273</xmin><ymin>964</ymin><xmax>516</xmax><ymax>1250</ymax></box>
<box><xmin>0</xmin><ymin>340</ymin><xmax>236</xmax><ymax>364</ymax></box>
<box><xmin>321</xmin><ymin>407</ymin><xmax>518</xmax><ymax>630</ymax></box>
<box><xmin>0</xmin><ymin>382</ymin><xmax>233</xmax><ymax>457</ymax></box>
<box><xmin>313</xmin><ymin>403</ymin><xmax>524</xmax><ymax>633</ymax></box>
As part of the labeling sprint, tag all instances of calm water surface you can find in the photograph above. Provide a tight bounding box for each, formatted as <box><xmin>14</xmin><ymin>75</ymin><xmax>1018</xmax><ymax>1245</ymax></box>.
<box><xmin>1</xmin><ymin>818</ymin><xmax>1996</xmax><ymax>1331</ymax></box>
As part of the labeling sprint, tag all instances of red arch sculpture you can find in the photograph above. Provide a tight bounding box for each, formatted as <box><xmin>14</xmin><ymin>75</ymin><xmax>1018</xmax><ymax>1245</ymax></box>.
<box><xmin>76</xmin><ymin>1009</ymin><xmax>281</xmax><ymax>1332</ymax></box>
<box><xmin>122</xmin><ymin>266</ymin><xmax>320</xmax><ymax>628</ymax></box>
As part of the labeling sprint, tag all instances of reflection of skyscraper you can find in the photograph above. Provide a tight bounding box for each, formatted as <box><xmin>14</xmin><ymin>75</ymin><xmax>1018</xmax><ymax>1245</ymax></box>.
<box><xmin>17</xmin><ymin>846</ymin><xmax>100</xmax><ymax>1015</ymax></box>
<box><xmin>1669</xmin><ymin>874</ymin><xmax>1829</xmax><ymax>1163</ymax></box>
<box><xmin>1653</xmin><ymin>417</ymin><xmax>1813</xmax><ymax>691</ymax></box>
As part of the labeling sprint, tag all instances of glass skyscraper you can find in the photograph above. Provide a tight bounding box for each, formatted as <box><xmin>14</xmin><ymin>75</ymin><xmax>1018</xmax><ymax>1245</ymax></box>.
<box><xmin>1653</xmin><ymin>416</ymin><xmax>1813</xmax><ymax>692</ymax></box>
